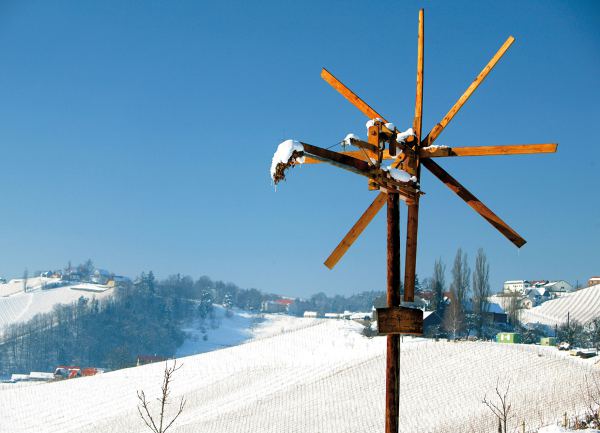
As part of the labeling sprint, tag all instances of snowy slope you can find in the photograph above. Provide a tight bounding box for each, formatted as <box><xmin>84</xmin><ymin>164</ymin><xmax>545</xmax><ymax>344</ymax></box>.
<box><xmin>0</xmin><ymin>284</ymin><xmax>114</xmax><ymax>334</ymax></box>
<box><xmin>0</xmin><ymin>277</ymin><xmax>61</xmax><ymax>297</ymax></box>
<box><xmin>0</xmin><ymin>317</ymin><xmax>597</xmax><ymax>433</ymax></box>
<box><xmin>521</xmin><ymin>283</ymin><xmax>600</xmax><ymax>327</ymax></box>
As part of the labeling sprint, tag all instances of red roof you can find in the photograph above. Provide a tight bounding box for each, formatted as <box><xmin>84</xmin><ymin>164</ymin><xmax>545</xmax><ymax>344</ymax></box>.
<box><xmin>275</xmin><ymin>299</ymin><xmax>294</xmax><ymax>305</ymax></box>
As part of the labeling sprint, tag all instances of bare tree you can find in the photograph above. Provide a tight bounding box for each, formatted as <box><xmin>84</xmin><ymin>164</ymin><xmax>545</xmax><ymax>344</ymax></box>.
<box><xmin>450</xmin><ymin>248</ymin><xmax>471</xmax><ymax>308</ymax></box>
<box><xmin>483</xmin><ymin>379</ymin><xmax>512</xmax><ymax>433</ymax></box>
<box><xmin>442</xmin><ymin>291</ymin><xmax>464</xmax><ymax>338</ymax></box>
<box><xmin>505</xmin><ymin>292</ymin><xmax>521</xmax><ymax>327</ymax></box>
<box><xmin>431</xmin><ymin>258</ymin><xmax>446</xmax><ymax>313</ymax></box>
<box><xmin>472</xmin><ymin>248</ymin><xmax>491</xmax><ymax>335</ymax></box>
<box><xmin>137</xmin><ymin>360</ymin><xmax>187</xmax><ymax>433</ymax></box>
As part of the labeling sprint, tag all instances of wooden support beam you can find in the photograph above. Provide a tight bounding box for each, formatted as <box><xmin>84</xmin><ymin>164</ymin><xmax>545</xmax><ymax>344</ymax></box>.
<box><xmin>305</xmin><ymin>143</ymin><xmax>557</xmax><ymax>164</ymax></box>
<box><xmin>300</xmin><ymin>142</ymin><xmax>372</xmax><ymax>175</ymax></box>
<box><xmin>420</xmin><ymin>143</ymin><xmax>558</xmax><ymax>158</ymax></box>
<box><xmin>421</xmin><ymin>158</ymin><xmax>526</xmax><ymax>247</ymax></box>
<box><xmin>303</xmin><ymin>149</ymin><xmax>393</xmax><ymax>165</ymax></box>
<box><xmin>413</xmin><ymin>9</ymin><xmax>424</xmax><ymax>140</ymax></box>
<box><xmin>321</xmin><ymin>68</ymin><xmax>385</xmax><ymax>120</ymax></box>
<box><xmin>403</xmin><ymin>201</ymin><xmax>419</xmax><ymax>302</ymax></box>
<box><xmin>377</xmin><ymin>306</ymin><xmax>424</xmax><ymax>335</ymax></box>
<box><xmin>385</xmin><ymin>192</ymin><xmax>400</xmax><ymax>433</ymax></box>
<box><xmin>347</xmin><ymin>138</ymin><xmax>379</xmax><ymax>155</ymax></box>
<box><xmin>324</xmin><ymin>193</ymin><xmax>387</xmax><ymax>269</ymax></box>
<box><xmin>422</xmin><ymin>36</ymin><xmax>515</xmax><ymax>147</ymax></box>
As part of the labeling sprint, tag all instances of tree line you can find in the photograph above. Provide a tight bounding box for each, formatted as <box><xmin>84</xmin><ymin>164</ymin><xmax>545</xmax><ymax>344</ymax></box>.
<box><xmin>0</xmin><ymin>269</ymin><xmax>388</xmax><ymax>375</ymax></box>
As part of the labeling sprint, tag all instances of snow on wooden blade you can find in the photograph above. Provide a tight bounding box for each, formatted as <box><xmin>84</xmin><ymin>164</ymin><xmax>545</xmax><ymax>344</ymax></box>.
<box><xmin>365</xmin><ymin>117</ymin><xmax>383</xmax><ymax>128</ymax></box>
<box><xmin>270</xmin><ymin>139</ymin><xmax>305</xmax><ymax>184</ymax></box>
<box><xmin>342</xmin><ymin>133</ymin><xmax>361</xmax><ymax>146</ymax></box>
<box><xmin>396</xmin><ymin>127</ymin><xmax>415</xmax><ymax>143</ymax></box>
<box><xmin>382</xmin><ymin>166</ymin><xmax>417</xmax><ymax>183</ymax></box>
<box><xmin>0</xmin><ymin>317</ymin><xmax>597</xmax><ymax>433</ymax></box>
<box><xmin>421</xmin><ymin>144</ymin><xmax>449</xmax><ymax>150</ymax></box>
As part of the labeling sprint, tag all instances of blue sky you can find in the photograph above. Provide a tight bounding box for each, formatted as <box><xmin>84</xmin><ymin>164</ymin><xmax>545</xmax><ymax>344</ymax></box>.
<box><xmin>0</xmin><ymin>0</ymin><xmax>598</xmax><ymax>297</ymax></box>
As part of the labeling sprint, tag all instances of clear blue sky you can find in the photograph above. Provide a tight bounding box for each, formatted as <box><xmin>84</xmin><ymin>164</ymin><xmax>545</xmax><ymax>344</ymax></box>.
<box><xmin>0</xmin><ymin>1</ymin><xmax>598</xmax><ymax>297</ymax></box>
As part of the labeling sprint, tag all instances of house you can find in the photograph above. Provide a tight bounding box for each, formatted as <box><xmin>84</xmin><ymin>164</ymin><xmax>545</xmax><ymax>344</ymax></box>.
<box><xmin>543</xmin><ymin>280</ymin><xmax>573</xmax><ymax>298</ymax></box>
<box><xmin>588</xmin><ymin>277</ymin><xmax>600</xmax><ymax>287</ymax></box>
<box><xmin>91</xmin><ymin>269</ymin><xmax>111</xmax><ymax>285</ymax></box>
<box><xmin>261</xmin><ymin>300</ymin><xmax>287</xmax><ymax>313</ymax></box>
<box><xmin>519</xmin><ymin>298</ymin><xmax>533</xmax><ymax>309</ymax></box>
<box><xmin>324</xmin><ymin>313</ymin><xmax>341</xmax><ymax>319</ymax></box>
<box><xmin>303</xmin><ymin>311</ymin><xmax>318</xmax><ymax>318</ymax></box>
<box><xmin>108</xmin><ymin>275</ymin><xmax>132</xmax><ymax>288</ymax></box>
<box><xmin>136</xmin><ymin>355</ymin><xmax>167</xmax><ymax>366</ymax></box>
<box><xmin>503</xmin><ymin>280</ymin><xmax>530</xmax><ymax>295</ymax></box>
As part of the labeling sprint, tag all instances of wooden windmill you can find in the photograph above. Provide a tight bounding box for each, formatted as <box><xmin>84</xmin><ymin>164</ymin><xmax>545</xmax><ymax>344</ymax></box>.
<box><xmin>270</xmin><ymin>9</ymin><xmax>556</xmax><ymax>433</ymax></box>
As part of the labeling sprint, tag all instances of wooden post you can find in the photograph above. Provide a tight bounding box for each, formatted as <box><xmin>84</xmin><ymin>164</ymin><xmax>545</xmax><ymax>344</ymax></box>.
<box><xmin>403</xmin><ymin>201</ymin><xmax>419</xmax><ymax>302</ymax></box>
<box><xmin>386</xmin><ymin>193</ymin><xmax>400</xmax><ymax>433</ymax></box>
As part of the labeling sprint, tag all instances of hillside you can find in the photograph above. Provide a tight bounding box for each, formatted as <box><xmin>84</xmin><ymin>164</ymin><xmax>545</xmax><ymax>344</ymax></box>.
<box><xmin>0</xmin><ymin>316</ymin><xmax>597</xmax><ymax>433</ymax></box>
<box><xmin>521</xmin><ymin>283</ymin><xmax>600</xmax><ymax>327</ymax></box>
<box><xmin>0</xmin><ymin>282</ymin><xmax>113</xmax><ymax>335</ymax></box>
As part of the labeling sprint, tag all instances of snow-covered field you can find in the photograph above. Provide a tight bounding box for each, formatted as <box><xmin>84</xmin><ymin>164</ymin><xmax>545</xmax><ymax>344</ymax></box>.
<box><xmin>522</xmin><ymin>283</ymin><xmax>600</xmax><ymax>327</ymax></box>
<box><xmin>0</xmin><ymin>316</ymin><xmax>597</xmax><ymax>433</ymax></box>
<box><xmin>0</xmin><ymin>277</ymin><xmax>59</xmax><ymax>297</ymax></box>
<box><xmin>0</xmin><ymin>282</ymin><xmax>114</xmax><ymax>334</ymax></box>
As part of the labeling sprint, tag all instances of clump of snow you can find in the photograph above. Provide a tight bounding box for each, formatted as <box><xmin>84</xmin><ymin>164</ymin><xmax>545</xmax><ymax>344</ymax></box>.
<box><xmin>421</xmin><ymin>144</ymin><xmax>449</xmax><ymax>150</ymax></box>
<box><xmin>365</xmin><ymin>117</ymin><xmax>383</xmax><ymax>128</ymax></box>
<box><xmin>270</xmin><ymin>139</ymin><xmax>305</xmax><ymax>184</ymax></box>
<box><xmin>384</xmin><ymin>122</ymin><xmax>395</xmax><ymax>131</ymax></box>
<box><xmin>342</xmin><ymin>133</ymin><xmax>361</xmax><ymax>147</ymax></box>
<box><xmin>382</xmin><ymin>166</ymin><xmax>417</xmax><ymax>183</ymax></box>
<box><xmin>396</xmin><ymin>127</ymin><xmax>415</xmax><ymax>143</ymax></box>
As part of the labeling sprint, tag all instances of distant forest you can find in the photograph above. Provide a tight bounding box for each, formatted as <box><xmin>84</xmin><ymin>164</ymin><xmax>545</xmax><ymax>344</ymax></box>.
<box><xmin>0</xmin><ymin>268</ymin><xmax>383</xmax><ymax>375</ymax></box>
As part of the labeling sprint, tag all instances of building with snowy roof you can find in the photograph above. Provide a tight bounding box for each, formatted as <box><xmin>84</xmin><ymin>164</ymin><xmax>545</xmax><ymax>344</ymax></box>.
<box><xmin>588</xmin><ymin>276</ymin><xmax>600</xmax><ymax>287</ymax></box>
<box><xmin>503</xmin><ymin>280</ymin><xmax>530</xmax><ymax>294</ymax></box>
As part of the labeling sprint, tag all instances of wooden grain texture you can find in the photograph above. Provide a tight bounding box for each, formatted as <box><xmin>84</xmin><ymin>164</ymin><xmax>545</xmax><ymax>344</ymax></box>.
<box><xmin>377</xmin><ymin>307</ymin><xmax>424</xmax><ymax>335</ymax></box>
<box><xmin>413</xmin><ymin>9</ymin><xmax>424</xmax><ymax>140</ymax></box>
<box><xmin>421</xmin><ymin>158</ymin><xmax>526</xmax><ymax>247</ymax></box>
<box><xmin>422</xmin><ymin>36</ymin><xmax>515</xmax><ymax>147</ymax></box>
<box><xmin>301</xmin><ymin>142</ymin><xmax>371</xmax><ymax>175</ymax></box>
<box><xmin>420</xmin><ymin>143</ymin><xmax>558</xmax><ymax>158</ymax></box>
<box><xmin>303</xmin><ymin>149</ymin><xmax>393</xmax><ymax>164</ymax></box>
<box><xmin>321</xmin><ymin>68</ymin><xmax>385</xmax><ymax>120</ymax></box>
<box><xmin>403</xmin><ymin>201</ymin><xmax>419</xmax><ymax>302</ymax></box>
<box><xmin>385</xmin><ymin>193</ymin><xmax>400</xmax><ymax>433</ymax></box>
<box><xmin>387</xmin><ymin>193</ymin><xmax>401</xmax><ymax>308</ymax></box>
<box><xmin>323</xmin><ymin>193</ymin><xmax>387</xmax><ymax>269</ymax></box>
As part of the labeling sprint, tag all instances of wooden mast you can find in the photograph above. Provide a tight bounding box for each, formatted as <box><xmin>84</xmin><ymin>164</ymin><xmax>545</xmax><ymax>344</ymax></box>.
<box><xmin>385</xmin><ymin>192</ymin><xmax>401</xmax><ymax>433</ymax></box>
<box><xmin>403</xmin><ymin>8</ymin><xmax>424</xmax><ymax>303</ymax></box>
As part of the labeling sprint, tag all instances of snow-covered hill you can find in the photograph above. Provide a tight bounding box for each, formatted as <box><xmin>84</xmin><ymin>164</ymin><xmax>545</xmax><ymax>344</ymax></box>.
<box><xmin>521</xmin><ymin>283</ymin><xmax>600</xmax><ymax>327</ymax></box>
<box><xmin>0</xmin><ymin>316</ymin><xmax>596</xmax><ymax>433</ymax></box>
<box><xmin>0</xmin><ymin>282</ymin><xmax>113</xmax><ymax>334</ymax></box>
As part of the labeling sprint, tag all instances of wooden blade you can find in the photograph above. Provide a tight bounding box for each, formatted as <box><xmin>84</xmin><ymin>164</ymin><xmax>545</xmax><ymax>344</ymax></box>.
<box><xmin>324</xmin><ymin>192</ymin><xmax>387</xmax><ymax>269</ymax></box>
<box><xmin>421</xmin><ymin>158</ymin><xmax>526</xmax><ymax>247</ymax></box>
<box><xmin>301</xmin><ymin>142</ymin><xmax>372</xmax><ymax>176</ymax></box>
<box><xmin>403</xmin><ymin>200</ymin><xmax>419</xmax><ymax>302</ymax></box>
<box><xmin>304</xmin><ymin>148</ymin><xmax>394</xmax><ymax>165</ymax></box>
<box><xmin>413</xmin><ymin>9</ymin><xmax>424</xmax><ymax>141</ymax></box>
<box><xmin>321</xmin><ymin>68</ymin><xmax>386</xmax><ymax>121</ymax></box>
<box><xmin>422</xmin><ymin>36</ymin><xmax>515</xmax><ymax>147</ymax></box>
<box><xmin>420</xmin><ymin>143</ymin><xmax>558</xmax><ymax>158</ymax></box>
